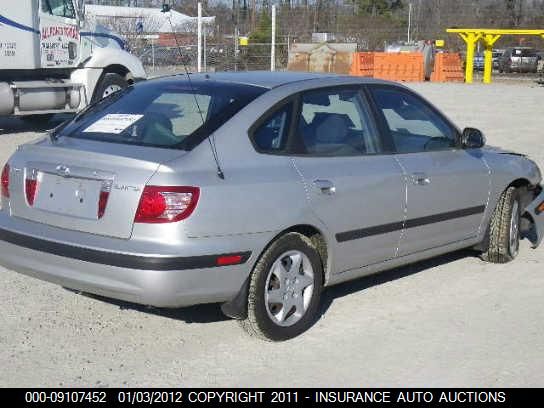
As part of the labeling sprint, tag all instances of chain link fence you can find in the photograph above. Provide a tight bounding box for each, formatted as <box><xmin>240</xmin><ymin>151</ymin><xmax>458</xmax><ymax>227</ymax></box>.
<box><xmin>131</xmin><ymin>41</ymin><xmax>289</xmax><ymax>76</ymax></box>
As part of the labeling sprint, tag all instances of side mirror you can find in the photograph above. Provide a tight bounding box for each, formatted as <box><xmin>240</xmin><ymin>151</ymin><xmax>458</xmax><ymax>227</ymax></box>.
<box><xmin>461</xmin><ymin>127</ymin><xmax>485</xmax><ymax>149</ymax></box>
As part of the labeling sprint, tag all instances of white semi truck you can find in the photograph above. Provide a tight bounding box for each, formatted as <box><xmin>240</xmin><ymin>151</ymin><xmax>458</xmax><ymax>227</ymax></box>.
<box><xmin>0</xmin><ymin>0</ymin><xmax>146</xmax><ymax>121</ymax></box>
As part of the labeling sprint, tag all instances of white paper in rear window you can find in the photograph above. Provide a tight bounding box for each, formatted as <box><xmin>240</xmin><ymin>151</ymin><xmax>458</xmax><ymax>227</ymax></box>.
<box><xmin>83</xmin><ymin>114</ymin><xmax>143</xmax><ymax>134</ymax></box>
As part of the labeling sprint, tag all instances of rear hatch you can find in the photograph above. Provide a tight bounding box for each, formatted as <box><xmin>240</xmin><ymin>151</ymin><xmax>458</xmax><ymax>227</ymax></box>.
<box><xmin>6</xmin><ymin>78</ymin><xmax>266</xmax><ymax>239</ymax></box>
<box><xmin>8</xmin><ymin>137</ymin><xmax>184</xmax><ymax>239</ymax></box>
<box><xmin>513</xmin><ymin>49</ymin><xmax>537</xmax><ymax>68</ymax></box>
<box><xmin>521</xmin><ymin>51</ymin><xmax>537</xmax><ymax>68</ymax></box>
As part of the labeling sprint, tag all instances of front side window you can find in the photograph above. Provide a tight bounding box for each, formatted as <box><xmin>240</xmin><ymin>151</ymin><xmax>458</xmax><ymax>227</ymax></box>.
<box><xmin>42</xmin><ymin>0</ymin><xmax>76</xmax><ymax>19</ymax></box>
<box><xmin>56</xmin><ymin>80</ymin><xmax>266</xmax><ymax>150</ymax></box>
<box><xmin>294</xmin><ymin>88</ymin><xmax>382</xmax><ymax>156</ymax></box>
<box><xmin>370</xmin><ymin>87</ymin><xmax>458</xmax><ymax>153</ymax></box>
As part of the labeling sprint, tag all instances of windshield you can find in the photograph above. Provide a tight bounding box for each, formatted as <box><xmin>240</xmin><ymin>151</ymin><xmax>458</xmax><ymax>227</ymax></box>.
<box><xmin>57</xmin><ymin>79</ymin><xmax>267</xmax><ymax>150</ymax></box>
<box><xmin>42</xmin><ymin>0</ymin><xmax>76</xmax><ymax>19</ymax></box>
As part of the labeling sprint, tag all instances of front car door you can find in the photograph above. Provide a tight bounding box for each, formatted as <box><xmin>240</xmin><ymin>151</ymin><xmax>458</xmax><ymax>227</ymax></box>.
<box><xmin>39</xmin><ymin>0</ymin><xmax>81</xmax><ymax>68</ymax></box>
<box><xmin>288</xmin><ymin>86</ymin><xmax>406</xmax><ymax>273</ymax></box>
<box><xmin>367</xmin><ymin>84</ymin><xmax>491</xmax><ymax>256</ymax></box>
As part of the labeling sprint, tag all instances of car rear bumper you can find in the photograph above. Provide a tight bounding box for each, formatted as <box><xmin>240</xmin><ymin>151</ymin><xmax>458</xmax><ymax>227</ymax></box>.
<box><xmin>509</xmin><ymin>63</ymin><xmax>537</xmax><ymax>71</ymax></box>
<box><xmin>524</xmin><ymin>187</ymin><xmax>544</xmax><ymax>249</ymax></box>
<box><xmin>0</xmin><ymin>214</ymin><xmax>263</xmax><ymax>308</ymax></box>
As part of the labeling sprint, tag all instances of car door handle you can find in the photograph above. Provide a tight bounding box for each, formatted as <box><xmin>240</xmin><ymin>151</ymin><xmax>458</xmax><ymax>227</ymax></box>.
<box><xmin>411</xmin><ymin>172</ymin><xmax>431</xmax><ymax>186</ymax></box>
<box><xmin>313</xmin><ymin>179</ymin><xmax>336</xmax><ymax>195</ymax></box>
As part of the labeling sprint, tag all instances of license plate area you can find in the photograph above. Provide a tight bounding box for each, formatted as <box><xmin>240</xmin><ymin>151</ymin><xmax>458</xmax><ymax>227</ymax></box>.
<box><xmin>33</xmin><ymin>172</ymin><xmax>102</xmax><ymax>220</ymax></box>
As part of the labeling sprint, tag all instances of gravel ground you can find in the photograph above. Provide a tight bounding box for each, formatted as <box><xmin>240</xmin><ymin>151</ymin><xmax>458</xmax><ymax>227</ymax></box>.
<box><xmin>0</xmin><ymin>82</ymin><xmax>543</xmax><ymax>387</ymax></box>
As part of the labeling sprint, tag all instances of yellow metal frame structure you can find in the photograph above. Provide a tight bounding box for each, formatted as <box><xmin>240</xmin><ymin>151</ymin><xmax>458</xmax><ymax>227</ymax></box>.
<box><xmin>447</xmin><ymin>28</ymin><xmax>544</xmax><ymax>84</ymax></box>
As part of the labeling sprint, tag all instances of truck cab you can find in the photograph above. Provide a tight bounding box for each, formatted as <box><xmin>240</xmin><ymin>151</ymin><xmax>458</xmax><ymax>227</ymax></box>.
<box><xmin>0</xmin><ymin>0</ymin><xmax>146</xmax><ymax>119</ymax></box>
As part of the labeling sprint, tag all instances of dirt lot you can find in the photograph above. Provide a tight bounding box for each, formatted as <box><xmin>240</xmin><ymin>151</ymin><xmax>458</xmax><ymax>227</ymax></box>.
<box><xmin>0</xmin><ymin>82</ymin><xmax>543</xmax><ymax>387</ymax></box>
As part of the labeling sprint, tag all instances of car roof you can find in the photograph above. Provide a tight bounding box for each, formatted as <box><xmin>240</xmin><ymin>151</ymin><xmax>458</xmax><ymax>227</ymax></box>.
<box><xmin>163</xmin><ymin>71</ymin><xmax>383</xmax><ymax>89</ymax></box>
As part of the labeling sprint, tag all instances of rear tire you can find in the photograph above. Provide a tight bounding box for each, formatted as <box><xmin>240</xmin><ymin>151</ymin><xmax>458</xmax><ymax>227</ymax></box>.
<box><xmin>480</xmin><ymin>186</ymin><xmax>521</xmax><ymax>264</ymax></box>
<box><xmin>241</xmin><ymin>233</ymin><xmax>323</xmax><ymax>341</ymax></box>
<box><xmin>92</xmin><ymin>73</ymin><xmax>128</xmax><ymax>103</ymax></box>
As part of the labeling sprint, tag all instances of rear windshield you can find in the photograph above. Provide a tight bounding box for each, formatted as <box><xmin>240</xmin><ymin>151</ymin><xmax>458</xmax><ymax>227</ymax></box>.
<box><xmin>57</xmin><ymin>79</ymin><xmax>267</xmax><ymax>150</ymax></box>
<box><xmin>513</xmin><ymin>49</ymin><xmax>537</xmax><ymax>57</ymax></box>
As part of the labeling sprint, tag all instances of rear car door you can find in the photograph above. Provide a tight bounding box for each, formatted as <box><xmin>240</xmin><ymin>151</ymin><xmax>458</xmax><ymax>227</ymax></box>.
<box><xmin>368</xmin><ymin>84</ymin><xmax>490</xmax><ymax>256</ymax></box>
<box><xmin>288</xmin><ymin>86</ymin><xmax>406</xmax><ymax>273</ymax></box>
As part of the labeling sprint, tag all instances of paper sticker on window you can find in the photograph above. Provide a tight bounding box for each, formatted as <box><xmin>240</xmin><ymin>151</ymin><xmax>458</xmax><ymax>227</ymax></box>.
<box><xmin>83</xmin><ymin>114</ymin><xmax>143</xmax><ymax>134</ymax></box>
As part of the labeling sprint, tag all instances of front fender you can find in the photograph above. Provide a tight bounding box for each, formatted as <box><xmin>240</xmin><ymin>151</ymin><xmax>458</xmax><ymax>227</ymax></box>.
<box><xmin>82</xmin><ymin>47</ymin><xmax>146</xmax><ymax>80</ymax></box>
<box><xmin>70</xmin><ymin>68</ymin><xmax>103</xmax><ymax>110</ymax></box>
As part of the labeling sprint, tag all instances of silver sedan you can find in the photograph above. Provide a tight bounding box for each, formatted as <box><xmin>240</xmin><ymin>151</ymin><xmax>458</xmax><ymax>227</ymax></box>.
<box><xmin>1</xmin><ymin>72</ymin><xmax>543</xmax><ymax>341</ymax></box>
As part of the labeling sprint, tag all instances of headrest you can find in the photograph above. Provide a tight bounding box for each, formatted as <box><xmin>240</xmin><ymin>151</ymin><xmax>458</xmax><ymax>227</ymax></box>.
<box><xmin>313</xmin><ymin>113</ymin><xmax>354</xmax><ymax>144</ymax></box>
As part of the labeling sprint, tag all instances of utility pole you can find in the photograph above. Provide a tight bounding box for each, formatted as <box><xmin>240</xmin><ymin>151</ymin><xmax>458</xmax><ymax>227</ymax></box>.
<box><xmin>233</xmin><ymin>0</ymin><xmax>239</xmax><ymax>71</ymax></box>
<box><xmin>271</xmin><ymin>4</ymin><xmax>276</xmax><ymax>71</ymax></box>
<box><xmin>234</xmin><ymin>27</ymin><xmax>239</xmax><ymax>71</ymax></box>
<box><xmin>203</xmin><ymin>26</ymin><xmax>207</xmax><ymax>72</ymax></box>
<box><xmin>197</xmin><ymin>2</ymin><xmax>202</xmax><ymax>73</ymax></box>
<box><xmin>407</xmin><ymin>3</ymin><xmax>412</xmax><ymax>44</ymax></box>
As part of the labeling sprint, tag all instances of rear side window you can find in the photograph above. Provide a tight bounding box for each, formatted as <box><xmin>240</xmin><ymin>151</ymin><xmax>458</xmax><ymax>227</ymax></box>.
<box><xmin>251</xmin><ymin>103</ymin><xmax>293</xmax><ymax>153</ymax></box>
<box><xmin>293</xmin><ymin>88</ymin><xmax>382</xmax><ymax>156</ymax></box>
<box><xmin>57</xmin><ymin>80</ymin><xmax>266</xmax><ymax>150</ymax></box>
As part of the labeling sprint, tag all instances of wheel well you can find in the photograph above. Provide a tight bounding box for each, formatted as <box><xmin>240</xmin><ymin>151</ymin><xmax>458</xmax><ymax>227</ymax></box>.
<box><xmin>508</xmin><ymin>178</ymin><xmax>534</xmax><ymax>208</ymax></box>
<box><xmin>258</xmin><ymin>225</ymin><xmax>329</xmax><ymax>282</ymax></box>
<box><xmin>508</xmin><ymin>178</ymin><xmax>542</xmax><ymax>237</ymax></box>
<box><xmin>509</xmin><ymin>178</ymin><xmax>531</xmax><ymax>189</ymax></box>
<box><xmin>286</xmin><ymin>225</ymin><xmax>328</xmax><ymax>277</ymax></box>
<box><xmin>102</xmin><ymin>64</ymin><xmax>132</xmax><ymax>84</ymax></box>
<box><xmin>92</xmin><ymin>65</ymin><xmax>133</xmax><ymax>102</ymax></box>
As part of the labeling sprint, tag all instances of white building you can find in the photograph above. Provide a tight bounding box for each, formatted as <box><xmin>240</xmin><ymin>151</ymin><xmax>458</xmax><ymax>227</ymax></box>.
<box><xmin>85</xmin><ymin>4</ymin><xmax>215</xmax><ymax>34</ymax></box>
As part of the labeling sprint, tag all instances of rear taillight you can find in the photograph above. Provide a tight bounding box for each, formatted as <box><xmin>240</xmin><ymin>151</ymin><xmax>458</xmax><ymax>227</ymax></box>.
<box><xmin>25</xmin><ymin>180</ymin><xmax>38</xmax><ymax>205</ymax></box>
<box><xmin>134</xmin><ymin>186</ymin><xmax>200</xmax><ymax>223</ymax></box>
<box><xmin>98</xmin><ymin>191</ymin><xmax>109</xmax><ymax>219</ymax></box>
<box><xmin>1</xmin><ymin>164</ymin><xmax>9</xmax><ymax>198</ymax></box>
<box><xmin>98</xmin><ymin>181</ymin><xmax>112</xmax><ymax>219</ymax></box>
<box><xmin>25</xmin><ymin>169</ymin><xmax>39</xmax><ymax>206</ymax></box>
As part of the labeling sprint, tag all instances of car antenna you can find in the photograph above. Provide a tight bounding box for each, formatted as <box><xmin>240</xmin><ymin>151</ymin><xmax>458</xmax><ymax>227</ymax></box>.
<box><xmin>161</xmin><ymin>3</ymin><xmax>224</xmax><ymax>180</ymax></box>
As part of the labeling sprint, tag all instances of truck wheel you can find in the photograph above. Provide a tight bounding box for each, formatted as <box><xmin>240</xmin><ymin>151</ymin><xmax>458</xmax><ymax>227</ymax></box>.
<box><xmin>241</xmin><ymin>233</ymin><xmax>323</xmax><ymax>341</ymax></box>
<box><xmin>92</xmin><ymin>73</ymin><xmax>127</xmax><ymax>103</ymax></box>
<box><xmin>481</xmin><ymin>186</ymin><xmax>521</xmax><ymax>264</ymax></box>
